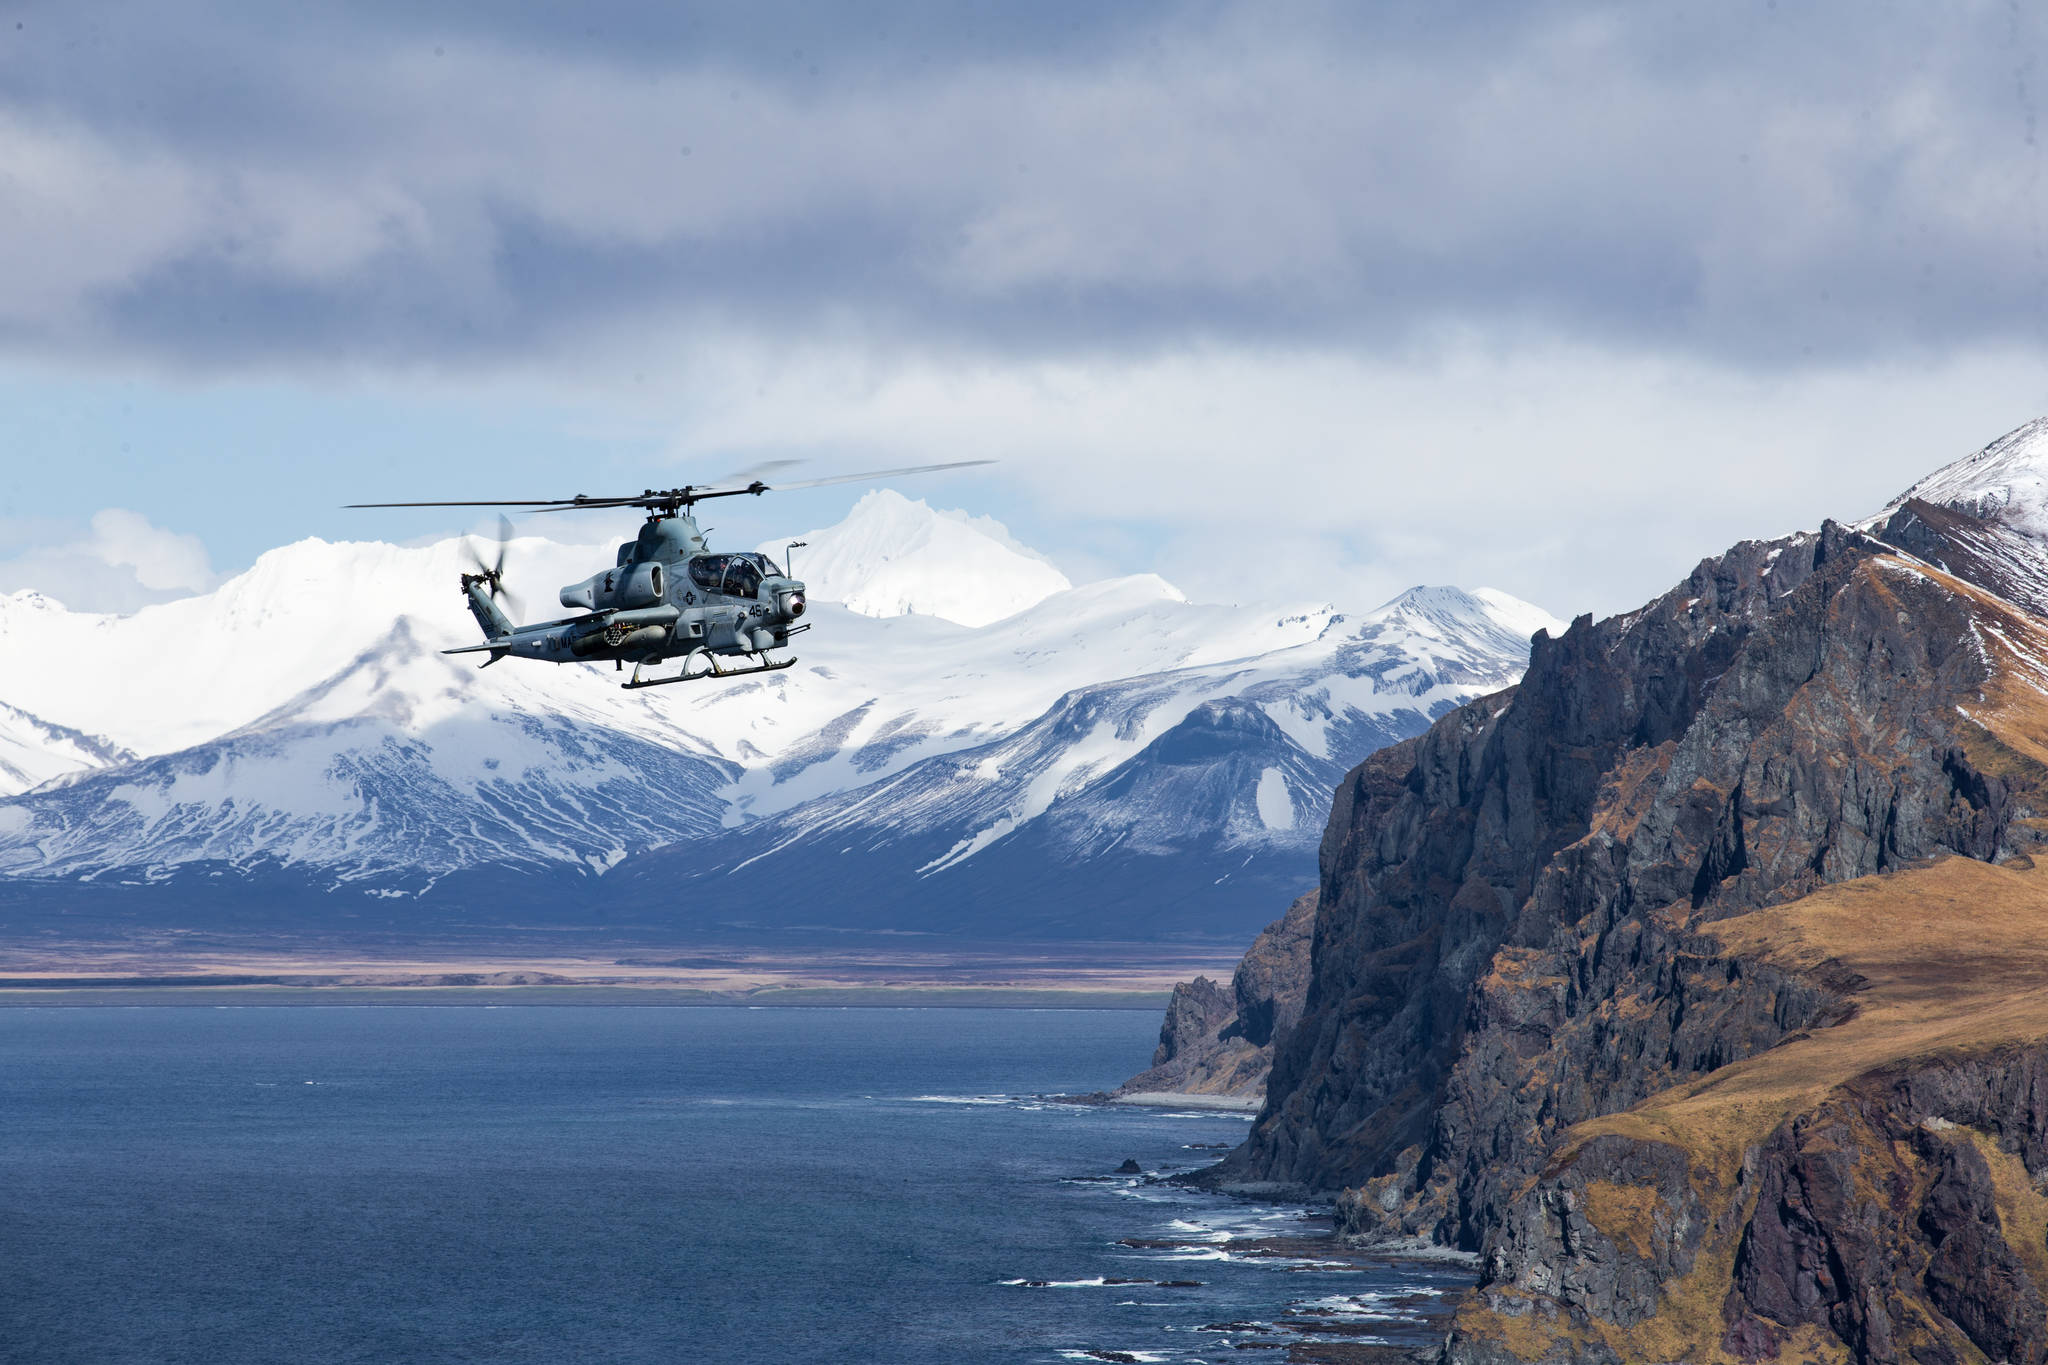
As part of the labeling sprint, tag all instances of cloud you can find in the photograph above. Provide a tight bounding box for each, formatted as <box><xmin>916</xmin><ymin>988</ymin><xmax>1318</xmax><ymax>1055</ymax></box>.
<box><xmin>0</xmin><ymin>2</ymin><xmax>2044</xmax><ymax>372</ymax></box>
<box><xmin>0</xmin><ymin>508</ymin><xmax>218</xmax><ymax>613</ymax></box>
<box><xmin>84</xmin><ymin>509</ymin><xmax>217</xmax><ymax>593</ymax></box>
<box><xmin>4</xmin><ymin>3</ymin><xmax>2047</xmax><ymax>625</ymax></box>
<box><xmin>630</xmin><ymin>331</ymin><xmax>2048</xmax><ymax>619</ymax></box>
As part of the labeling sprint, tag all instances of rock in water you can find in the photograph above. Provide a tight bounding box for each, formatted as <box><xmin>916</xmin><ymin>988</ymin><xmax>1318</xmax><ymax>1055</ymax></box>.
<box><xmin>1203</xmin><ymin>419</ymin><xmax>2048</xmax><ymax>1363</ymax></box>
<box><xmin>1114</xmin><ymin>891</ymin><xmax>1317</xmax><ymax>1101</ymax></box>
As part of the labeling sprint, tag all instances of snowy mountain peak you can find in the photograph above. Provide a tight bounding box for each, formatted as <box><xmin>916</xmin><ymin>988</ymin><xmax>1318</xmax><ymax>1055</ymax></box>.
<box><xmin>1885</xmin><ymin>416</ymin><xmax>2048</xmax><ymax>538</ymax></box>
<box><xmin>764</xmin><ymin>489</ymin><xmax>1071</xmax><ymax>628</ymax></box>
<box><xmin>1377</xmin><ymin>584</ymin><xmax>1490</xmax><ymax>618</ymax></box>
<box><xmin>1370</xmin><ymin>585</ymin><xmax>1566</xmax><ymax>645</ymax></box>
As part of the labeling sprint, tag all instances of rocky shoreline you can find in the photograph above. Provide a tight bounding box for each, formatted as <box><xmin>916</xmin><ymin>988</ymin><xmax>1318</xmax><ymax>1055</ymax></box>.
<box><xmin>1058</xmin><ymin>1151</ymin><xmax>1477</xmax><ymax>1363</ymax></box>
<box><xmin>1109</xmin><ymin>890</ymin><xmax>1317</xmax><ymax>1107</ymax></box>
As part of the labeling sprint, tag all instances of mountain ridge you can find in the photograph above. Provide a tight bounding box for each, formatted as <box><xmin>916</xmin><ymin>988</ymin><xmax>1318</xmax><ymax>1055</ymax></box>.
<box><xmin>0</xmin><ymin>490</ymin><xmax>1560</xmax><ymax>943</ymax></box>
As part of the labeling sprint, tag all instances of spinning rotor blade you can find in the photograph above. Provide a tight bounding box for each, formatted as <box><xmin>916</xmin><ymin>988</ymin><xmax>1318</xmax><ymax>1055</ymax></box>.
<box><xmin>349</xmin><ymin>459</ymin><xmax>996</xmax><ymax>515</ymax></box>
<box><xmin>459</xmin><ymin>515</ymin><xmax>523</xmax><ymax>615</ymax></box>
<box><xmin>645</xmin><ymin>460</ymin><xmax>997</xmax><ymax>503</ymax></box>
<box><xmin>719</xmin><ymin>458</ymin><xmax>808</xmax><ymax>483</ymax></box>
<box><xmin>528</xmin><ymin>498</ymin><xmax>649</xmax><ymax>512</ymax></box>
<box><xmin>747</xmin><ymin>459</ymin><xmax>995</xmax><ymax>493</ymax></box>
<box><xmin>348</xmin><ymin>498</ymin><xmax>583</xmax><ymax>508</ymax></box>
<box><xmin>491</xmin><ymin>514</ymin><xmax>513</xmax><ymax>580</ymax></box>
<box><xmin>533</xmin><ymin>459</ymin><xmax>998</xmax><ymax>508</ymax></box>
<box><xmin>458</xmin><ymin>515</ymin><xmax>514</xmax><ymax>577</ymax></box>
<box><xmin>491</xmin><ymin>516</ymin><xmax>523</xmax><ymax>615</ymax></box>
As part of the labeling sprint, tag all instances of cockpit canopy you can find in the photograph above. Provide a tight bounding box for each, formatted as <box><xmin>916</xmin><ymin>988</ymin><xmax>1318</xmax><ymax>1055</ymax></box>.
<box><xmin>688</xmin><ymin>552</ymin><xmax>783</xmax><ymax>598</ymax></box>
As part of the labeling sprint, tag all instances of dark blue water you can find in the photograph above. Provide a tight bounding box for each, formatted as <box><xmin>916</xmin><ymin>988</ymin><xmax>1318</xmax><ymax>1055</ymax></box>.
<box><xmin>0</xmin><ymin>1007</ymin><xmax>1467</xmax><ymax>1364</ymax></box>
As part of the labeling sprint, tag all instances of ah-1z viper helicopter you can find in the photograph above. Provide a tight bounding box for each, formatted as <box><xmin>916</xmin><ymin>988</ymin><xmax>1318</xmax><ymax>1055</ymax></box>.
<box><xmin>349</xmin><ymin>461</ymin><xmax>991</xmax><ymax>690</ymax></box>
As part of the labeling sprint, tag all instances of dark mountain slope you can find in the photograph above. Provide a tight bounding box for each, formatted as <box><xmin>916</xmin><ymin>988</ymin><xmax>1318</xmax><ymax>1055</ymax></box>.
<box><xmin>1205</xmin><ymin>481</ymin><xmax>2048</xmax><ymax>1361</ymax></box>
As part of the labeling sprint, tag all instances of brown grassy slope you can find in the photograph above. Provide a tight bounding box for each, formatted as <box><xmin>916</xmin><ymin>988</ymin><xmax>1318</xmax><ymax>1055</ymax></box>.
<box><xmin>1573</xmin><ymin>551</ymin><xmax>2048</xmax><ymax>1174</ymax></box>
<box><xmin>1449</xmin><ymin>554</ymin><xmax>2048</xmax><ymax>1362</ymax></box>
<box><xmin>1576</xmin><ymin>854</ymin><xmax>2048</xmax><ymax>1173</ymax></box>
<box><xmin>1457</xmin><ymin>856</ymin><xmax>2048</xmax><ymax>1365</ymax></box>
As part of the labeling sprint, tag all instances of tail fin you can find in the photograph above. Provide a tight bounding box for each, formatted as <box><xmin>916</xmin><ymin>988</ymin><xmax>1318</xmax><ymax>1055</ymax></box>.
<box><xmin>459</xmin><ymin>579</ymin><xmax>514</xmax><ymax>666</ymax></box>
<box><xmin>464</xmin><ymin>580</ymin><xmax>513</xmax><ymax>637</ymax></box>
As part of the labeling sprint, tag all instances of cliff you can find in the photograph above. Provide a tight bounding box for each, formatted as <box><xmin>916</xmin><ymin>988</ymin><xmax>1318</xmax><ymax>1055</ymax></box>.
<box><xmin>1208</xmin><ymin>420</ymin><xmax>2048</xmax><ymax>1363</ymax></box>
<box><xmin>1116</xmin><ymin>891</ymin><xmax>1316</xmax><ymax>1099</ymax></box>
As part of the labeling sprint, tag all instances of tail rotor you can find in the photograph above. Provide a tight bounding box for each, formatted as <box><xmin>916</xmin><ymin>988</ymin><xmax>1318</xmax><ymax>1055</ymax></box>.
<box><xmin>460</xmin><ymin>515</ymin><xmax>524</xmax><ymax>618</ymax></box>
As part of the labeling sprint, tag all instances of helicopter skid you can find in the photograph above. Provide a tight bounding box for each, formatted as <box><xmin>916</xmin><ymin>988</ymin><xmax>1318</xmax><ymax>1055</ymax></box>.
<box><xmin>622</xmin><ymin>653</ymin><xmax>796</xmax><ymax>689</ymax></box>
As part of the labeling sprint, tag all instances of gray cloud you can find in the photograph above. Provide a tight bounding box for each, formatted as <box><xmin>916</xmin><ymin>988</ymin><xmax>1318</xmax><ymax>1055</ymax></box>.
<box><xmin>1</xmin><ymin>1</ymin><xmax>2045</xmax><ymax>373</ymax></box>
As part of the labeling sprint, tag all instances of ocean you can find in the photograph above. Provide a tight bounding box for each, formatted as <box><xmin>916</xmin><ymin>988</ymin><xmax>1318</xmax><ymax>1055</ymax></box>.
<box><xmin>0</xmin><ymin>1006</ymin><xmax>1469</xmax><ymax>1364</ymax></box>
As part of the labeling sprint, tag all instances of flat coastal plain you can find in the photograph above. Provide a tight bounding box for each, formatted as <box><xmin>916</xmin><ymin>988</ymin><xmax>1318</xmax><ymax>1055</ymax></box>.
<box><xmin>0</xmin><ymin>932</ymin><xmax>1231</xmax><ymax>1008</ymax></box>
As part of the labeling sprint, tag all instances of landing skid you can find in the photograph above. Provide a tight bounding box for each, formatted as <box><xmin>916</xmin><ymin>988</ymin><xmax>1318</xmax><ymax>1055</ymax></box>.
<box><xmin>622</xmin><ymin>653</ymin><xmax>797</xmax><ymax>689</ymax></box>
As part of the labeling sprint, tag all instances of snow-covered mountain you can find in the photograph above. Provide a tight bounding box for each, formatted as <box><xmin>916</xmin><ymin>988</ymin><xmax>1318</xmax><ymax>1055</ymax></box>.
<box><xmin>0</xmin><ymin>624</ymin><xmax>735</xmax><ymax>890</ymax></box>
<box><xmin>1883</xmin><ymin>415</ymin><xmax>2048</xmax><ymax>537</ymax></box>
<box><xmin>762</xmin><ymin>489</ymin><xmax>1071</xmax><ymax>627</ymax></box>
<box><xmin>616</xmin><ymin>579</ymin><xmax>1557</xmax><ymax>937</ymax></box>
<box><xmin>1862</xmin><ymin>415</ymin><xmax>2048</xmax><ymax>620</ymax></box>
<box><xmin>0</xmin><ymin>492</ymin><xmax>1561</xmax><ymax>941</ymax></box>
<box><xmin>0</xmin><ymin>698</ymin><xmax>133</xmax><ymax>797</ymax></box>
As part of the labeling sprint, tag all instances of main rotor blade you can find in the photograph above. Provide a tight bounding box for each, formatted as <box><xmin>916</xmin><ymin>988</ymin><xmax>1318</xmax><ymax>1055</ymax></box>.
<box><xmin>719</xmin><ymin>458</ymin><xmax>808</xmax><ymax>483</ymax></box>
<box><xmin>350</xmin><ymin>461</ymin><xmax>994</xmax><ymax>514</ymax></box>
<box><xmin>665</xmin><ymin>460</ymin><xmax>999</xmax><ymax>503</ymax></box>
<box><xmin>346</xmin><ymin>499</ymin><xmax>593</xmax><ymax>508</ymax></box>
<box><xmin>755</xmin><ymin>459</ymin><xmax>996</xmax><ymax>494</ymax></box>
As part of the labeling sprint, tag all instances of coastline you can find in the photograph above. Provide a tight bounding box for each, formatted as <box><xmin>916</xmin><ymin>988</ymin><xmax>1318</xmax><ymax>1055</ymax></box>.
<box><xmin>0</xmin><ymin>984</ymin><xmax>1172</xmax><ymax>1008</ymax></box>
<box><xmin>0</xmin><ymin>935</ymin><xmax>1238</xmax><ymax>1008</ymax></box>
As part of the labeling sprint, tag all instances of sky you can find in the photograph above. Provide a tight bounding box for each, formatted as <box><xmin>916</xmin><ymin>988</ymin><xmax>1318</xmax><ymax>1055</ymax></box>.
<box><xmin>3</xmin><ymin>0</ymin><xmax>2047</xmax><ymax>618</ymax></box>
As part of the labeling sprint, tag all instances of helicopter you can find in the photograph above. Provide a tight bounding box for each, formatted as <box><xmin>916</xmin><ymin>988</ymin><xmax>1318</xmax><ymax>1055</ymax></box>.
<box><xmin>348</xmin><ymin>461</ymin><xmax>993</xmax><ymax>689</ymax></box>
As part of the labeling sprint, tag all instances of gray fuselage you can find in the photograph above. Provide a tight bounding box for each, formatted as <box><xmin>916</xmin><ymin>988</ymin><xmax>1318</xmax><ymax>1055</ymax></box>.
<box><xmin>459</xmin><ymin>513</ymin><xmax>807</xmax><ymax>668</ymax></box>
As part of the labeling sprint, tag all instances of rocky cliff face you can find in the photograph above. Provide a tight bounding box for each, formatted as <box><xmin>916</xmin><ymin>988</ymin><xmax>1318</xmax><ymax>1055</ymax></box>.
<box><xmin>1449</xmin><ymin>862</ymin><xmax>2048</xmax><ymax>1364</ymax></box>
<box><xmin>1117</xmin><ymin>891</ymin><xmax>1316</xmax><ymax>1098</ymax></box>
<box><xmin>1210</xmin><ymin>421</ymin><xmax>2048</xmax><ymax>1363</ymax></box>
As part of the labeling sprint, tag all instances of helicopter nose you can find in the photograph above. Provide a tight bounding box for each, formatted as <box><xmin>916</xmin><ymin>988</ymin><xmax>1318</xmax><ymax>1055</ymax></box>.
<box><xmin>778</xmin><ymin>589</ymin><xmax>806</xmax><ymax>620</ymax></box>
